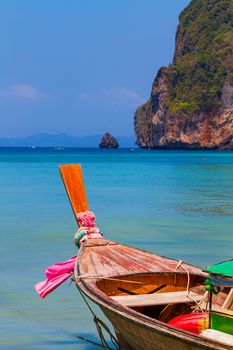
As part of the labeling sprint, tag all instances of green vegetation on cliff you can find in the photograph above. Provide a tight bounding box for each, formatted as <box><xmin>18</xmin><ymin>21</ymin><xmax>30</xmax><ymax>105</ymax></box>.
<box><xmin>134</xmin><ymin>98</ymin><xmax>154</xmax><ymax>145</ymax></box>
<box><xmin>165</xmin><ymin>0</ymin><xmax>233</xmax><ymax>115</ymax></box>
<box><xmin>135</xmin><ymin>0</ymin><xmax>233</xmax><ymax>149</ymax></box>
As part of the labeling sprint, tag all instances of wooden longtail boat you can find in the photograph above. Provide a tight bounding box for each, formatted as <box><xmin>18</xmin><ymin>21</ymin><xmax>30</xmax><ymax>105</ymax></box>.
<box><xmin>59</xmin><ymin>164</ymin><xmax>233</xmax><ymax>350</ymax></box>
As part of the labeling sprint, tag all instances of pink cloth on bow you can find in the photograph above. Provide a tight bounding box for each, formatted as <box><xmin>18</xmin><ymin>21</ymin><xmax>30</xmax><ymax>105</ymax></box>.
<box><xmin>35</xmin><ymin>255</ymin><xmax>76</xmax><ymax>299</ymax></box>
<box><xmin>76</xmin><ymin>211</ymin><xmax>96</xmax><ymax>227</ymax></box>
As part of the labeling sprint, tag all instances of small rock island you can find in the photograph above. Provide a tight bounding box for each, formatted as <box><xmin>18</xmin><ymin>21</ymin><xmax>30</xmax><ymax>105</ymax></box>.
<box><xmin>99</xmin><ymin>133</ymin><xmax>119</xmax><ymax>149</ymax></box>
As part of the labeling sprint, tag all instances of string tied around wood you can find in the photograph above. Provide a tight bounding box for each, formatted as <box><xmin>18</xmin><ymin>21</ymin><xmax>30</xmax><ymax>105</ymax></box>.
<box><xmin>74</xmin><ymin>210</ymin><xmax>104</xmax><ymax>247</ymax></box>
<box><xmin>77</xmin><ymin>286</ymin><xmax>120</xmax><ymax>350</ymax></box>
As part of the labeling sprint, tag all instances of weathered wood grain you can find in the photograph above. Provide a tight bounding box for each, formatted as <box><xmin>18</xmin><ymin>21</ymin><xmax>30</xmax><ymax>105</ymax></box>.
<box><xmin>76</xmin><ymin>238</ymin><xmax>232</xmax><ymax>350</ymax></box>
<box><xmin>111</xmin><ymin>291</ymin><xmax>203</xmax><ymax>307</ymax></box>
<box><xmin>80</xmin><ymin>238</ymin><xmax>205</xmax><ymax>278</ymax></box>
<box><xmin>59</xmin><ymin>164</ymin><xmax>88</xmax><ymax>222</ymax></box>
<box><xmin>59</xmin><ymin>163</ymin><xmax>232</xmax><ymax>350</ymax></box>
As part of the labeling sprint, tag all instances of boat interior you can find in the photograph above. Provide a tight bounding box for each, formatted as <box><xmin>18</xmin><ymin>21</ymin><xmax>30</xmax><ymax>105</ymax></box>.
<box><xmin>96</xmin><ymin>272</ymin><xmax>232</xmax><ymax>323</ymax></box>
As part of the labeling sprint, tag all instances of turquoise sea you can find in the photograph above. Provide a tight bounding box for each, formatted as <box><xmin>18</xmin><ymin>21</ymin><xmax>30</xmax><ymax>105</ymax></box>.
<box><xmin>1</xmin><ymin>148</ymin><xmax>233</xmax><ymax>349</ymax></box>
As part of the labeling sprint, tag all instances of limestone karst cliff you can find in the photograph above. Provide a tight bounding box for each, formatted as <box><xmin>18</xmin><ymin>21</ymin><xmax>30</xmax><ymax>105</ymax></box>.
<box><xmin>134</xmin><ymin>0</ymin><xmax>233</xmax><ymax>149</ymax></box>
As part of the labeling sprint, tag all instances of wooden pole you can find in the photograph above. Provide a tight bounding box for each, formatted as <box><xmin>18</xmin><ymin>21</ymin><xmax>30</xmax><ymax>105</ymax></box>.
<box><xmin>209</xmin><ymin>291</ymin><xmax>212</xmax><ymax>329</ymax></box>
<box><xmin>59</xmin><ymin>164</ymin><xmax>89</xmax><ymax>225</ymax></box>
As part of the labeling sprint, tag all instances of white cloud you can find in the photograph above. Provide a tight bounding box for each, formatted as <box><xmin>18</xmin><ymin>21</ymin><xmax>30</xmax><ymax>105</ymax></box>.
<box><xmin>0</xmin><ymin>83</ymin><xmax>42</xmax><ymax>101</ymax></box>
<box><xmin>79</xmin><ymin>86</ymin><xmax>144</xmax><ymax>107</ymax></box>
<box><xmin>103</xmin><ymin>87</ymin><xmax>144</xmax><ymax>105</ymax></box>
<box><xmin>79</xmin><ymin>92</ymin><xmax>96</xmax><ymax>103</ymax></box>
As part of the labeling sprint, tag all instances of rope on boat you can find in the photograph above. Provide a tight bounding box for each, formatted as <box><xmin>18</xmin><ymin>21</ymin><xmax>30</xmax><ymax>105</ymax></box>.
<box><xmin>175</xmin><ymin>260</ymin><xmax>207</xmax><ymax>313</ymax></box>
<box><xmin>77</xmin><ymin>286</ymin><xmax>120</xmax><ymax>350</ymax></box>
<box><xmin>192</xmin><ymin>291</ymin><xmax>209</xmax><ymax>313</ymax></box>
<box><xmin>75</xmin><ymin>335</ymin><xmax>109</xmax><ymax>348</ymax></box>
<box><xmin>175</xmin><ymin>260</ymin><xmax>191</xmax><ymax>294</ymax></box>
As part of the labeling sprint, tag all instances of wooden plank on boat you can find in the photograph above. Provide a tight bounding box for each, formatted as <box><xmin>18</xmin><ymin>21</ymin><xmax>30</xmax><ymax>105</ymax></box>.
<box><xmin>212</xmin><ymin>304</ymin><xmax>233</xmax><ymax>315</ymax></box>
<box><xmin>111</xmin><ymin>291</ymin><xmax>202</xmax><ymax>307</ymax></box>
<box><xmin>222</xmin><ymin>288</ymin><xmax>233</xmax><ymax>309</ymax></box>
<box><xmin>201</xmin><ymin>329</ymin><xmax>233</xmax><ymax>346</ymax></box>
<box><xmin>80</xmin><ymin>238</ymin><xmax>206</xmax><ymax>278</ymax></box>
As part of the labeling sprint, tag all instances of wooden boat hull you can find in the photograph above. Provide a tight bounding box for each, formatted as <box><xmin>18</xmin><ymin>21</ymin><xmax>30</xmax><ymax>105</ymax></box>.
<box><xmin>79</xmin><ymin>287</ymin><xmax>215</xmax><ymax>350</ymax></box>
<box><xmin>58</xmin><ymin>164</ymin><xmax>232</xmax><ymax>350</ymax></box>
<box><xmin>76</xmin><ymin>239</ymin><xmax>232</xmax><ymax>350</ymax></box>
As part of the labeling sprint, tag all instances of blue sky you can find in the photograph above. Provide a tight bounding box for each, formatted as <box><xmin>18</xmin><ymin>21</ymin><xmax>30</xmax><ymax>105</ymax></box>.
<box><xmin>0</xmin><ymin>0</ymin><xmax>190</xmax><ymax>138</ymax></box>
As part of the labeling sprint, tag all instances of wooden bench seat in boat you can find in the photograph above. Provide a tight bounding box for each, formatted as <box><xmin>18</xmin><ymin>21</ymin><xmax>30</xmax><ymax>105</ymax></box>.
<box><xmin>111</xmin><ymin>291</ymin><xmax>203</xmax><ymax>307</ymax></box>
<box><xmin>212</xmin><ymin>304</ymin><xmax>233</xmax><ymax>315</ymax></box>
<box><xmin>201</xmin><ymin>329</ymin><xmax>233</xmax><ymax>346</ymax></box>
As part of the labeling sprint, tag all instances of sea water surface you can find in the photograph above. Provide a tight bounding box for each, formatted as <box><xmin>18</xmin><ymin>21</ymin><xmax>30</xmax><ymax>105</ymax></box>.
<box><xmin>0</xmin><ymin>148</ymin><xmax>233</xmax><ymax>349</ymax></box>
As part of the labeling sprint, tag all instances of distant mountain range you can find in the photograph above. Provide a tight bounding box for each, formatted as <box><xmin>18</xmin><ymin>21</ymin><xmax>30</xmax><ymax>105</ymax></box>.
<box><xmin>0</xmin><ymin>133</ymin><xmax>136</xmax><ymax>148</ymax></box>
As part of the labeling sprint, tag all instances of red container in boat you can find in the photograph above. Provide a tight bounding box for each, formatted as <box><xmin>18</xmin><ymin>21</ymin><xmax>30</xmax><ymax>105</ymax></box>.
<box><xmin>168</xmin><ymin>312</ymin><xmax>209</xmax><ymax>334</ymax></box>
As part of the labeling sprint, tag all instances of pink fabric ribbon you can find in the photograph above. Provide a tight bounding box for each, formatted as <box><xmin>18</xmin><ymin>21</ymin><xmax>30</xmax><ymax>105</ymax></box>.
<box><xmin>35</xmin><ymin>256</ymin><xmax>76</xmax><ymax>299</ymax></box>
<box><xmin>76</xmin><ymin>210</ymin><xmax>96</xmax><ymax>227</ymax></box>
